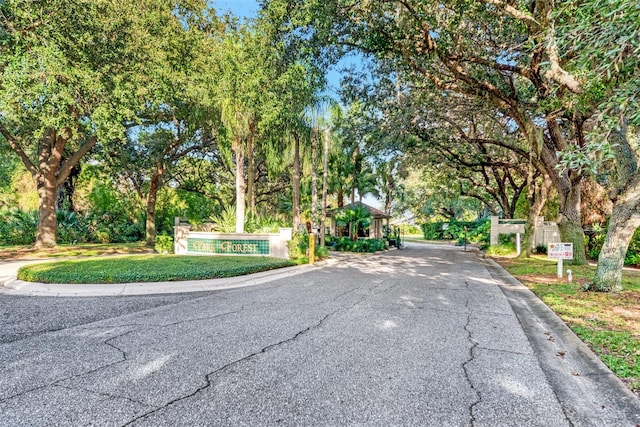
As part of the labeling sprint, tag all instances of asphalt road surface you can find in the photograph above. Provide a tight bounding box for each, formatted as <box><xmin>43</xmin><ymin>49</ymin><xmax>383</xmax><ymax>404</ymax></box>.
<box><xmin>1</xmin><ymin>243</ymin><xmax>639</xmax><ymax>426</ymax></box>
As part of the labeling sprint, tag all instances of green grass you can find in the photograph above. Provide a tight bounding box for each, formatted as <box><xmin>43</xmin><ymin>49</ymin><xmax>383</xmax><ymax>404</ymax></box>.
<box><xmin>0</xmin><ymin>242</ymin><xmax>151</xmax><ymax>259</ymax></box>
<box><xmin>495</xmin><ymin>256</ymin><xmax>640</xmax><ymax>392</ymax></box>
<box><xmin>18</xmin><ymin>255</ymin><xmax>295</xmax><ymax>284</ymax></box>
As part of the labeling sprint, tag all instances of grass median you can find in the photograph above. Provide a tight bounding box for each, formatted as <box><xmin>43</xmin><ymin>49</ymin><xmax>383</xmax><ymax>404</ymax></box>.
<box><xmin>17</xmin><ymin>255</ymin><xmax>295</xmax><ymax>284</ymax></box>
<box><xmin>494</xmin><ymin>256</ymin><xmax>640</xmax><ymax>394</ymax></box>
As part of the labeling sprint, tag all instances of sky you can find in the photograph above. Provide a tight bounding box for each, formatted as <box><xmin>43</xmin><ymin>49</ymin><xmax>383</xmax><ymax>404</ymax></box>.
<box><xmin>213</xmin><ymin>0</ymin><xmax>259</xmax><ymax>19</ymax></box>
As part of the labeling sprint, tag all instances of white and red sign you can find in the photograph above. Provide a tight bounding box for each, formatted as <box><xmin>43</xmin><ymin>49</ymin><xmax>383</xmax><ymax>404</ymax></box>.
<box><xmin>548</xmin><ymin>243</ymin><xmax>573</xmax><ymax>260</ymax></box>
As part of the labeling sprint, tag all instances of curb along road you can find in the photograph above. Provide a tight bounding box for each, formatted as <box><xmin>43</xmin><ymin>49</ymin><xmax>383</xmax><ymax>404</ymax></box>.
<box><xmin>482</xmin><ymin>256</ymin><xmax>640</xmax><ymax>425</ymax></box>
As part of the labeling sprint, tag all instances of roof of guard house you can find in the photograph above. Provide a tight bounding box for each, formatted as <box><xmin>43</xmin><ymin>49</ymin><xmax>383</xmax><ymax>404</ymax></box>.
<box><xmin>327</xmin><ymin>201</ymin><xmax>390</xmax><ymax>218</ymax></box>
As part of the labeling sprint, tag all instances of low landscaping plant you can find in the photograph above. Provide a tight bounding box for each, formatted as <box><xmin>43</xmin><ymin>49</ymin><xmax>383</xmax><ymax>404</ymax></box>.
<box><xmin>288</xmin><ymin>232</ymin><xmax>328</xmax><ymax>262</ymax></box>
<box><xmin>332</xmin><ymin>236</ymin><xmax>386</xmax><ymax>253</ymax></box>
<box><xmin>17</xmin><ymin>255</ymin><xmax>295</xmax><ymax>284</ymax></box>
<box><xmin>485</xmin><ymin>242</ymin><xmax>517</xmax><ymax>256</ymax></box>
<box><xmin>154</xmin><ymin>235</ymin><xmax>174</xmax><ymax>254</ymax></box>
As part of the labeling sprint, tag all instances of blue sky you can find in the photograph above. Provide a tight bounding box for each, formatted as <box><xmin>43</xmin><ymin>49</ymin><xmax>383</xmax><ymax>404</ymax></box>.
<box><xmin>213</xmin><ymin>0</ymin><xmax>259</xmax><ymax>19</ymax></box>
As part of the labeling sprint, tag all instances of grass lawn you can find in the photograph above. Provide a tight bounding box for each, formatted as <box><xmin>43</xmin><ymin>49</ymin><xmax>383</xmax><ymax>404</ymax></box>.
<box><xmin>0</xmin><ymin>242</ymin><xmax>153</xmax><ymax>259</ymax></box>
<box><xmin>494</xmin><ymin>255</ymin><xmax>640</xmax><ymax>393</ymax></box>
<box><xmin>17</xmin><ymin>254</ymin><xmax>295</xmax><ymax>284</ymax></box>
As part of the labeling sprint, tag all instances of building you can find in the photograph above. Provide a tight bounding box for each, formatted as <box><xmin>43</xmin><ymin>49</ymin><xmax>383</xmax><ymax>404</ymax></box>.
<box><xmin>327</xmin><ymin>202</ymin><xmax>390</xmax><ymax>239</ymax></box>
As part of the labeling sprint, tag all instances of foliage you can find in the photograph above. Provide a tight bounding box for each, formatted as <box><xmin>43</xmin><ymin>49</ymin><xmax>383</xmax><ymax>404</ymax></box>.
<box><xmin>315</xmin><ymin>245</ymin><xmax>329</xmax><ymax>259</ymax></box>
<box><xmin>334</xmin><ymin>205</ymin><xmax>372</xmax><ymax>240</ymax></box>
<box><xmin>288</xmin><ymin>232</ymin><xmax>309</xmax><ymax>260</ymax></box>
<box><xmin>485</xmin><ymin>243</ymin><xmax>517</xmax><ymax>256</ymax></box>
<box><xmin>586</xmin><ymin>223</ymin><xmax>640</xmax><ymax>267</ymax></box>
<box><xmin>421</xmin><ymin>219</ymin><xmax>489</xmax><ymax>248</ymax></box>
<box><xmin>245</xmin><ymin>214</ymin><xmax>287</xmax><ymax>233</ymax></box>
<box><xmin>154</xmin><ymin>235</ymin><xmax>174</xmax><ymax>254</ymax></box>
<box><xmin>0</xmin><ymin>0</ymin><xmax>212</xmax><ymax>246</ymax></box>
<box><xmin>399</xmin><ymin>224</ymin><xmax>421</xmax><ymax>235</ymax></box>
<box><xmin>332</xmin><ymin>237</ymin><xmax>386</xmax><ymax>253</ymax></box>
<box><xmin>288</xmin><ymin>232</ymin><xmax>328</xmax><ymax>261</ymax></box>
<box><xmin>17</xmin><ymin>255</ymin><xmax>294</xmax><ymax>284</ymax></box>
<box><xmin>0</xmin><ymin>207</ymin><xmax>37</xmax><ymax>245</ymax></box>
<box><xmin>209</xmin><ymin>207</ymin><xmax>238</xmax><ymax>233</ymax></box>
<box><xmin>533</xmin><ymin>245</ymin><xmax>548</xmax><ymax>255</ymax></box>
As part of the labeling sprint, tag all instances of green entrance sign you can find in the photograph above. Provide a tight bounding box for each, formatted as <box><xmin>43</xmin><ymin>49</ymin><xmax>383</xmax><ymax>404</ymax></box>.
<box><xmin>187</xmin><ymin>238</ymin><xmax>270</xmax><ymax>255</ymax></box>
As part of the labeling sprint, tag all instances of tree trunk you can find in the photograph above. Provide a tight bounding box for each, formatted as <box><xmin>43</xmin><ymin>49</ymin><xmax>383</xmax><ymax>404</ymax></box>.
<box><xmin>2</xmin><ymin>125</ymin><xmax>97</xmax><ymax>248</ymax></box>
<box><xmin>35</xmin><ymin>173</ymin><xmax>58</xmax><ymax>248</ymax></box>
<box><xmin>320</xmin><ymin>128</ymin><xmax>330</xmax><ymax>246</ymax></box>
<box><xmin>519</xmin><ymin>177</ymin><xmax>551</xmax><ymax>258</ymax></box>
<box><xmin>292</xmin><ymin>133</ymin><xmax>301</xmax><ymax>232</ymax></box>
<box><xmin>557</xmin><ymin>182</ymin><xmax>587</xmax><ymax>265</ymax></box>
<box><xmin>246</xmin><ymin>122</ymin><xmax>256</xmax><ymax>216</ymax></box>
<box><xmin>234</xmin><ymin>144</ymin><xmax>246</xmax><ymax>233</ymax></box>
<box><xmin>589</xmin><ymin>204</ymin><xmax>640</xmax><ymax>292</ymax></box>
<box><xmin>337</xmin><ymin>188</ymin><xmax>344</xmax><ymax>208</ymax></box>
<box><xmin>311</xmin><ymin>127</ymin><xmax>318</xmax><ymax>229</ymax></box>
<box><xmin>351</xmin><ymin>145</ymin><xmax>359</xmax><ymax>204</ymax></box>
<box><xmin>145</xmin><ymin>170</ymin><xmax>163</xmax><ymax>248</ymax></box>
<box><xmin>589</xmin><ymin>122</ymin><xmax>640</xmax><ymax>291</ymax></box>
<box><xmin>34</xmin><ymin>128</ymin><xmax>62</xmax><ymax>248</ymax></box>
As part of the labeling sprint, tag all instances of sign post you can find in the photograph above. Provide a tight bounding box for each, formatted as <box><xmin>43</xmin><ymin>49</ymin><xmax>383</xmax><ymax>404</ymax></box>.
<box><xmin>548</xmin><ymin>243</ymin><xmax>574</xmax><ymax>278</ymax></box>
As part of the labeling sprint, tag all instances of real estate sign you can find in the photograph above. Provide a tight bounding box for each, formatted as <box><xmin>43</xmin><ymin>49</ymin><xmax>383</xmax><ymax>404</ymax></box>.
<box><xmin>548</xmin><ymin>242</ymin><xmax>573</xmax><ymax>260</ymax></box>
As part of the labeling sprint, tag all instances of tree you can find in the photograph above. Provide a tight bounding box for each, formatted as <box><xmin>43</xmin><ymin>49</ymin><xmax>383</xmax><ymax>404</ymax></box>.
<box><xmin>274</xmin><ymin>0</ymin><xmax>593</xmax><ymax>263</ymax></box>
<box><xmin>335</xmin><ymin>205</ymin><xmax>372</xmax><ymax>241</ymax></box>
<box><xmin>552</xmin><ymin>0</ymin><xmax>640</xmax><ymax>291</ymax></box>
<box><xmin>110</xmin><ymin>125</ymin><xmax>218</xmax><ymax>247</ymax></box>
<box><xmin>0</xmin><ymin>0</ymin><xmax>208</xmax><ymax>247</ymax></box>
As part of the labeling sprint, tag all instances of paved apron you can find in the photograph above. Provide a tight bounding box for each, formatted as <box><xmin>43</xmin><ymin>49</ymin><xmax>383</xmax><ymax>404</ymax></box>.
<box><xmin>1</xmin><ymin>243</ymin><xmax>638</xmax><ymax>426</ymax></box>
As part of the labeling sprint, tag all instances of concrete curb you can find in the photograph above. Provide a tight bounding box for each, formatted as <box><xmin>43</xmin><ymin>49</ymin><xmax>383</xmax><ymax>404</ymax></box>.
<box><xmin>481</xmin><ymin>255</ymin><xmax>640</xmax><ymax>426</ymax></box>
<box><xmin>1</xmin><ymin>258</ymin><xmax>337</xmax><ymax>297</ymax></box>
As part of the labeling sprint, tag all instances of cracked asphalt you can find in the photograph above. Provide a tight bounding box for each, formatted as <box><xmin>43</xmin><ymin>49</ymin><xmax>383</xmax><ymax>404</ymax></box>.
<box><xmin>1</xmin><ymin>243</ymin><xmax>639</xmax><ymax>426</ymax></box>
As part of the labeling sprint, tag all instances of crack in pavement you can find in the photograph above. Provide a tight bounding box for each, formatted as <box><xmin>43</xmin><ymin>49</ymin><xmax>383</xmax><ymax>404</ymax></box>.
<box><xmin>0</xmin><ymin>329</ymin><xmax>135</xmax><ymax>404</ymax></box>
<box><xmin>155</xmin><ymin>307</ymin><xmax>245</xmax><ymax>328</ymax></box>
<box><xmin>121</xmin><ymin>292</ymin><xmax>373</xmax><ymax>426</ymax></box>
<box><xmin>53</xmin><ymin>383</ymin><xmax>155</xmax><ymax>409</ymax></box>
<box><xmin>462</xmin><ymin>281</ymin><xmax>481</xmax><ymax>427</ymax></box>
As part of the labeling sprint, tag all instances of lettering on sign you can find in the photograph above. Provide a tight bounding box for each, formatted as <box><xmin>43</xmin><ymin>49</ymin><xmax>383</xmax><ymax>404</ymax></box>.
<box><xmin>187</xmin><ymin>238</ymin><xmax>269</xmax><ymax>255</ymax></box>
<box><xmin>548</xmin><ymin>242</ymin><xmax>574</xmax><ymax>260</ymax></box>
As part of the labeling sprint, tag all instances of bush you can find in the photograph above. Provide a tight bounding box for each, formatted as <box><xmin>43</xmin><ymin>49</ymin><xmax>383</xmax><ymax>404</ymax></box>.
<box><xmin>485</xmin><ymin>242</ymin><xmax>517</xmax><ymax>256</ymax></box>
<box><xmin>332</xmin><ymin>237</ymin><xmax>386</xmax><ymax>253</ymax></box>
<box><xmin>533</xmin><ymin>244</ymin><xmax>548</xmax><ymax>255</ymax></box>
<box><xmin>289</xmin><ymin>232</ymin><xmax>308</xmax><ymax>260</ymax></box>
<box><xmin>587</xmin><ymin>223</ymin><xmax>640</xmax><ymax>266</ymax></box>
<box><xmin>155</xmin><ymin>235</ymin><xmax>174</xmax><ymax>254</ymax></box>
<box><xmin>315</xmin><ymin>245</ymin><xmax>329</xmax><ymax>259</ymax></box>
<box><xmin>421</xmin><ymin>219</ymin><xmax>490</xmax><ymax>248</ymax></box>
<box><xmin>0</xmin><ymin>208</ymin><xmax>37</xmax><ymax>245</ymax></box>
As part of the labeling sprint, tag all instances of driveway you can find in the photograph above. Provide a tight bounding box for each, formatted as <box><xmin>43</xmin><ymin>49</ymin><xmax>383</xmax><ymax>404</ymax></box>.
<box><xmin>1</xmin><ymin>243</ymin><xmax>638</xmax><ymax>426</ymax></box>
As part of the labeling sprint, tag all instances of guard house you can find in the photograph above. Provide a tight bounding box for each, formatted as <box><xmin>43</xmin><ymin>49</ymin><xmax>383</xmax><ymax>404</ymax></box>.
<box><xmin>327</xmin><ymin>202</ymin><xmax>390</xmax><ymax>239</ymax></box>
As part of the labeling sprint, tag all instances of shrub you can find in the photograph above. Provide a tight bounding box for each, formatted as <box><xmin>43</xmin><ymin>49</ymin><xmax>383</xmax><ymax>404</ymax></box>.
<box><xmin>421</xmin><ymin>219</ymin><xmax>490</xmax><ymax>248</ymax></box>
<box><xmin>0</xmin><ymin>208</ymin><xmax>37</xmax><ymax>245</ymax></box>
<box><xmin>332</xmin><ymin>237</ymin><xmax>386</xmax><ymax>253</ymax></box>
<box><xmin>485</xmin><ymin>242</ymin><xmax>517</xmax><ymax>256</ymax></box>
<box><xmin>315</xmin><ymin>245</ymin><xmax>329</xmax><ymax>259</ymax></box>
<box><xmin>155</xmin><ymin>235</ymin><xmax>174</xmax><ymax>254</ymax></box>
<box><xmin>288</xmin><ymin>232</ymin><xmax>308</xmax><ymax>260</ymax></box>
<box><xmin>533</xmin><ymin>244</ymin><xmax>548</xmax><ymax>255</ymax></box>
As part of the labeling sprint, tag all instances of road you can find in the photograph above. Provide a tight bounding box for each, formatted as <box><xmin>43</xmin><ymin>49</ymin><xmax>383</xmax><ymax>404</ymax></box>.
<box><xmin>1</xmin><ymin>243</ymin><xmax>639</xmax><ymax>426</ymax></box>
